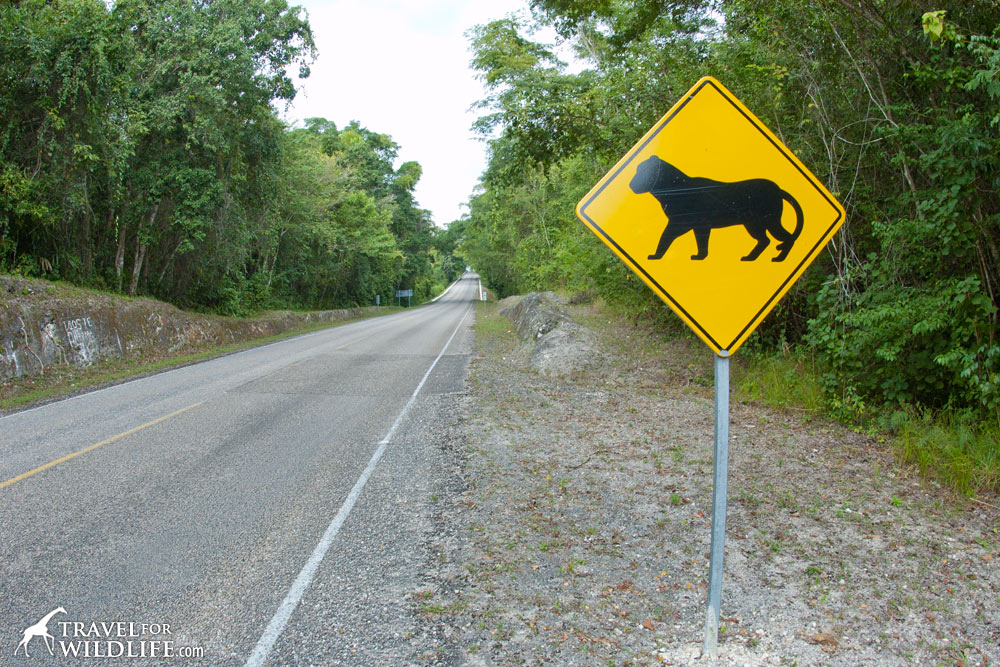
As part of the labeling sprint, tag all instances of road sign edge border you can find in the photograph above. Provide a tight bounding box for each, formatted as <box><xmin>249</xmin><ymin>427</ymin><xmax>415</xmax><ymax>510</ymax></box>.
<box><xmin>575</xmin><ymin>76</ymin><xmax>846</xmax><ymax>355</ymax></box>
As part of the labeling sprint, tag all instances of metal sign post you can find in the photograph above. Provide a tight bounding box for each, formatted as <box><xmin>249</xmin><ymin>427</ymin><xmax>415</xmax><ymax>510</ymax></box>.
<box><xmin>703</xmin><ymin>351</ymin><xmax>730</xmax><ymax>656</ymax></box>
<box><xmin>574</xmin><ymin>76</ymin><xmax>844</xmax><ymax>658</ymax></box>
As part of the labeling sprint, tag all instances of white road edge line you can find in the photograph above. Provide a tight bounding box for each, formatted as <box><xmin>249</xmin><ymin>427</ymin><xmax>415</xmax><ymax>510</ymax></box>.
<box><xmin>244</xmin><ymin>304</ymin><xmax>472</xmax><ymax>667</ymax></box>
<box><xmin>429</xmin><ymin>274</ymin><xmax>462</xmax><ymax>303</ymax></box>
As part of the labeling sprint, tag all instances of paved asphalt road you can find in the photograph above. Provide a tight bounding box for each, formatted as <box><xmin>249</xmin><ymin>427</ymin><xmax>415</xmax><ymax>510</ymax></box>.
<box><xmin>0</xmin><ymin>273</ymin><xmax>479</xmax><ymax>665</ymax></box>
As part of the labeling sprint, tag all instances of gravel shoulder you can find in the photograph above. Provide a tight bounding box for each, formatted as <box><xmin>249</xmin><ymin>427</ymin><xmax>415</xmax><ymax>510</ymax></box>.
<box><xmin>416</xmin><ymin>295</ymin><xmax>999</xmax><ymax>666</ymax></box>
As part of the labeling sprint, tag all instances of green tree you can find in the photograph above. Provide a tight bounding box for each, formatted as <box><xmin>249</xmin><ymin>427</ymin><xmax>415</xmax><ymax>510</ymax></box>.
<box><xmin>0</xmin><ymin>0</ymin><xmax>134</xmax><ymax>280</ymax></box>
<box><xmin>462</xmin><ymin>0</ymin><xmax>1000</xmax><ymax>419</ymax></box>
<box><xmin>110</xmin><ymin>0</ymin><xmax>314</xmax><ymax>298</ymax></box>
<box><xmin>0</xmin><ymin>1</ymin><xmax>452</xmax><ymax>317</ymax></box>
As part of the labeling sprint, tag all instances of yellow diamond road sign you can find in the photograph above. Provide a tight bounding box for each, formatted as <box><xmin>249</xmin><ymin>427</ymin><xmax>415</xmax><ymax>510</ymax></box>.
<box><xmin>576</xmin><ymin>76</ymin><xmax>845</xmax><ymax>355</ymax></box>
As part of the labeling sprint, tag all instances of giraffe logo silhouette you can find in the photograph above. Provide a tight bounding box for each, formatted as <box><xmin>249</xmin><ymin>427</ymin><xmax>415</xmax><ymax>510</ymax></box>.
<box><xmin>14</xmin><ymin>607</ymin><xmax>65</xmax><ymax>657</ymax></box>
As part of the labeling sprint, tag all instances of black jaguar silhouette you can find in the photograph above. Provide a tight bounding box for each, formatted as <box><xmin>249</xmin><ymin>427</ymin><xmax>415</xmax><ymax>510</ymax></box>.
<box><xmin>629</xmin><ymin>156</ymin><xmax>804</xmax><ymax>262</ymax></box>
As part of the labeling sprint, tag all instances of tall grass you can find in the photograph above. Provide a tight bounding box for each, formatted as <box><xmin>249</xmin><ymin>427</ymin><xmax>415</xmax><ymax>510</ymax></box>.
<box><xmin>733</xmin><ymin>348</ymin><xmax>999</xmax><ymax>497</ymax></box>
<box><xmin>733</xmin><ymin>351</ymin><xmax>825</xmax><ymax>414</ymax></box>
<box><xmin>895</xmin><ymin>413</ymin><xmax>1000</xmax><ymax>497</ymax></box>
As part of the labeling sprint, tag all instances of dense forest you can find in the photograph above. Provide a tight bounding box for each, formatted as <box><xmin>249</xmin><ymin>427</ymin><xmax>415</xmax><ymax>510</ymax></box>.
<box><xmin>458</xmin><ymin>0</ymin><xmax>1000</xmax><ymax>426</ymax></box>
<box><xmin>0</xmin><ymin>0</ymin><xmax>460</xmax><ymax>315</ymax></box>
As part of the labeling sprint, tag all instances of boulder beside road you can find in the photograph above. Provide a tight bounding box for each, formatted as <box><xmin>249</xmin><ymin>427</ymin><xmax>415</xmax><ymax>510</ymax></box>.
<box><xmin>498</xmin><ymin>291</ymin><xmax>604</xmax><ymax>376</ymax></box>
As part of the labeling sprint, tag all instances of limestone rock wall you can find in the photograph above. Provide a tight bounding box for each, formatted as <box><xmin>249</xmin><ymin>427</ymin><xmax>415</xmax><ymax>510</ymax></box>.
<box><xmin>0</xmin><ymin>277</ymin><xmax>376</xmax><ymax>383</ymax></box>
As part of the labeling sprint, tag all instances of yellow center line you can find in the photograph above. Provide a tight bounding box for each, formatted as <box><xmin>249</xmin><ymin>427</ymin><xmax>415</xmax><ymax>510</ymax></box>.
<box><xmin>335</xmin><ymin>336</ymin><xmax>367</xmax><ymax>350</ymax></box>
<box><xmin>0</xmin><ymin>402</ymin><xmax>204</xmax><ymax>491</ymax></box>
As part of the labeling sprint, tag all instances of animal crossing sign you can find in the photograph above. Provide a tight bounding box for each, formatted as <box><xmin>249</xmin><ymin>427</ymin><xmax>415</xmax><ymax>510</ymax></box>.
<box><xmin>576</xmin><ymin>76</ymin><xmax>845</xmax><ymax>355</ymax></box>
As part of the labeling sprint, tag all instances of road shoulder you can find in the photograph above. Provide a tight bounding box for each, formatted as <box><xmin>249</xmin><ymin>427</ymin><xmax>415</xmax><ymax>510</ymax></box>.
<box><xmin>417</xmin><ymin>296</ymin><xmax>999</xmax><ymax>665</ymax></box>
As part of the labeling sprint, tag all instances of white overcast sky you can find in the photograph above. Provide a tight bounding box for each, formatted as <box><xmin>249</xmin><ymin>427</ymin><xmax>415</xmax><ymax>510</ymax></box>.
<box><xmin>281</xmin><ymin>0</ymin><xmax>539</xmax><ymax>227</ymax></box>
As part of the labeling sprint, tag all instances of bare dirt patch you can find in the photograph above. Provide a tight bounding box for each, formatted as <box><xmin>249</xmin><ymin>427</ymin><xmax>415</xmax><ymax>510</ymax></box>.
<box><xmin>417</xmin><ymin>297</ymin><xmax>999</xmax><ymax>665</ymax></box>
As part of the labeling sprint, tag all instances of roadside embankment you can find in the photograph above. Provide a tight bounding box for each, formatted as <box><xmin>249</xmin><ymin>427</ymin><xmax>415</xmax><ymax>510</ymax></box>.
<box><xmin>0</xmin><ymin>276</ymin><xmax>378</xmax><ymax>383</ymax></box>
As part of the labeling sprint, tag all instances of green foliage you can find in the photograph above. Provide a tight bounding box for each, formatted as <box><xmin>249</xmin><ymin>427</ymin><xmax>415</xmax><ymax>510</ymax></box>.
<box><xmin>0</xmin><ymin>1</ymin><xmax>448</xmax><ymax>314</ymax></box>
<box><xmin>461</xmin><ymin>1</ymin><xmax>1000</xmax><ymax>429</ymax></box>
<box><xmin>808</xmin><ymin>276</ymin><xmax>996</xmax><ymax>408</ymax></box>
<box><xmin>802</xmin><ymin>11</ymin><xmax>1000</xmax><ymax>421</ymax></box>
<box><xmin>0</xmin><ymin>0</ymin><xmax>132</xmax><ymax>279</ymax></box>
<box><xmin>895</xmin><ymin>410</ymin><xmax>1000</xmax><ymax>496</ymax></box>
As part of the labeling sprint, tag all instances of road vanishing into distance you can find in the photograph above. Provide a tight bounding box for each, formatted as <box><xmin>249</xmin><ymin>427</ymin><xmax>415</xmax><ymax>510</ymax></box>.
<box><xmin>0</xmin><ymin>274</ymin><xmax>480</xmax><ymax>665</ymax></box>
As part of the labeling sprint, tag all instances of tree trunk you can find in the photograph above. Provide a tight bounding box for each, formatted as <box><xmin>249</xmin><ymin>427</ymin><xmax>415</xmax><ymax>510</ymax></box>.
<box><xmin>128</xmin><ymin>243</ymin><xmax>147</xmax><ymax>297</ymax></box>
<box><xmin>128</xmin><ymin>201</ymin><xmax>159</xmax><ymax>297</ymax></box>
<box><xmin>115</xmin><ymin>217</ymin><xmax>127</xmax><ymax>292</ymax></box>
<box><xmin>77</xmin><ymin>212</ymin><xmax>93</xmax><ymax>280</ymax></box>
<box><xmin>78</xmin><ymin>177</ymin><xmax>94</xmax><ymax>280</ymax></box>
<box><xmin>157</xmin><ymin>237</ymin><xmax>183</xmax><ymax>287</ymax></box>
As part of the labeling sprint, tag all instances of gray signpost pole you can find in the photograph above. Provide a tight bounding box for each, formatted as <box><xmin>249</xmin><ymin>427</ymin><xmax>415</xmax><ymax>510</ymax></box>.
<box><xmin>703</xmin><ymin>351</ymin><xmax>730</xmax><ymax>657</ymax></box>
<box><xmin>571</xmin><ymin>76</ymin><xmax>845</xmax><ymax>662</ymax></box>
